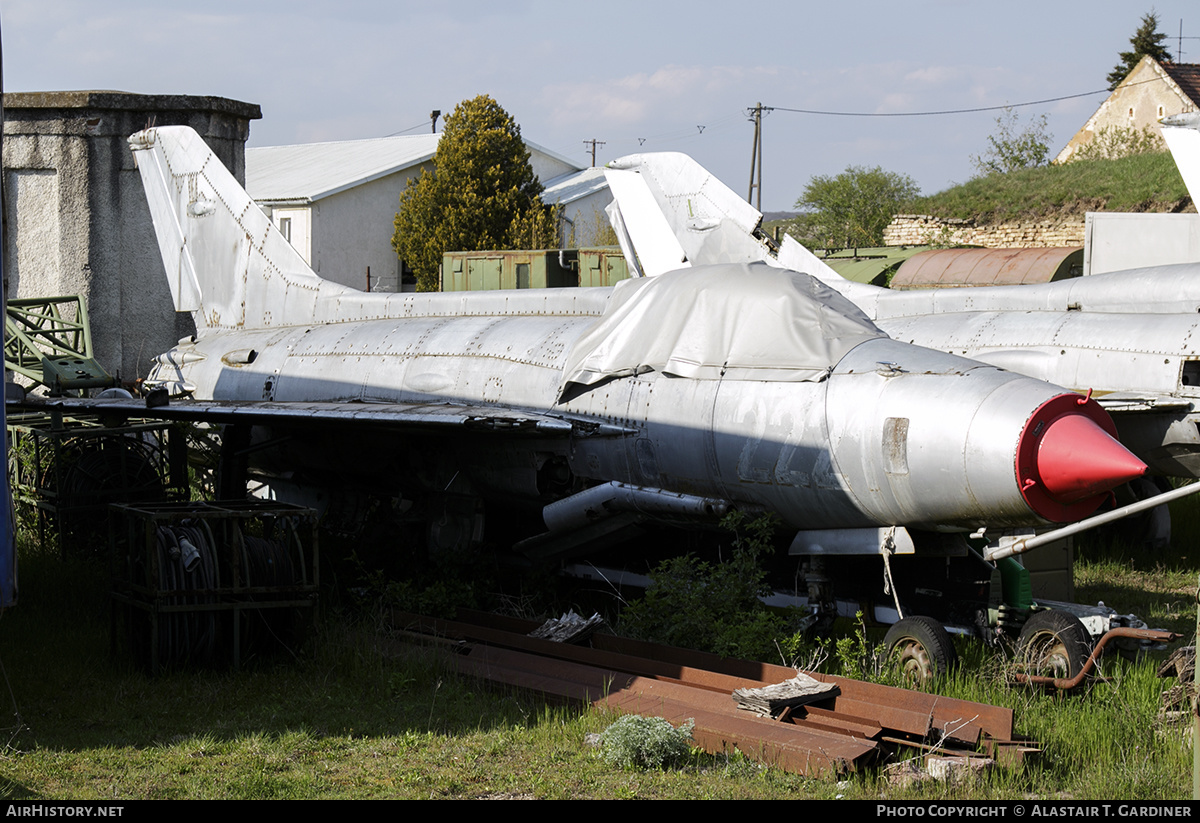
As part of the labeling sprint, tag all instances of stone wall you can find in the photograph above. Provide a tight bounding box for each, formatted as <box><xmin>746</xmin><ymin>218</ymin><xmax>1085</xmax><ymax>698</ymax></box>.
<box><xmin>3</xmin><ymin>92</ymin><xmax>261</xmax><ymax>380</ymax></box>
<box><xmin>883</xmin><ymin>213</ymin><xmax>1085</xmax><ymax>248</ymax></box>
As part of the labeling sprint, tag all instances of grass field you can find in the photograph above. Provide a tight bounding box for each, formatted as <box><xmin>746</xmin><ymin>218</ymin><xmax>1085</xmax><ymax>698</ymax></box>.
<box><xmin>0</xmin><ymin>506</ymin><xmax>1195</xmax><ymax>800</ymax></box>
<box><xmin>908</xmin><ymin>150</ymin><xmax>1191</xmax><ymax>223</ymax></box>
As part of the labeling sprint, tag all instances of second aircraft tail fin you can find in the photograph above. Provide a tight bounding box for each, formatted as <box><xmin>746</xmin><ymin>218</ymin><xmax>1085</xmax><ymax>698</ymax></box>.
<box><xmin>1161</xmin><ymin>113</ymin><xmax>1200</xmax><ymax>210</ymax></box>
<box><xmin>603</xmin><ymin>151</ymin><xmax>847</xmax><ymax>286</ymax></box>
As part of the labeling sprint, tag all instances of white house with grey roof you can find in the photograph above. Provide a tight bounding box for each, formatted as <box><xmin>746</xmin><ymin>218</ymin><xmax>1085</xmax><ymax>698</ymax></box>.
<box><xmin>246</xmin><ymin>134</ymin><xmax>611</xmax><ymax>292</ymax></box>
<box><xmin>540</xmin><ymin>166</ymin><xmax>614</xmax><ymax>247</ymax></box>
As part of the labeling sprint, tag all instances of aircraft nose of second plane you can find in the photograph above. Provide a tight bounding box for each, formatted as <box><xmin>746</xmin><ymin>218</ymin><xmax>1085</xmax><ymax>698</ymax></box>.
<box><xmin>1018</xmin><ymin>394</ymin><xmax>1148</xmax><ymax>522</ymax></box>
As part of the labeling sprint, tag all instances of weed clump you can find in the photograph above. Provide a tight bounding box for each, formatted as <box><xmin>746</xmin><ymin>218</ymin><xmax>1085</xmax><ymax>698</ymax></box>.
<box><xmin>618</xmin><ymin>512</ymin><xmax>808</xmax><ymax>661</ymax></box>
<box><xmin>599</xmin><ymin>715</ymin><xmax>695</xmax><ymax>770</ymax></box>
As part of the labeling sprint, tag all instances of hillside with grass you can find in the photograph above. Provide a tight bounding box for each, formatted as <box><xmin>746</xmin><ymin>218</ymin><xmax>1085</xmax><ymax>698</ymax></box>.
<box><xmin>908</xmin><ymin>151</ymin><xmax>1193</xmax><ymax>224</ymax></box>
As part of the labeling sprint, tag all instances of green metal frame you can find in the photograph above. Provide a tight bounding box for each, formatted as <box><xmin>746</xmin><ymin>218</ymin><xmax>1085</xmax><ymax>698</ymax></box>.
<box><xmin>5</xmin><ymin>295</ymin><xmax>115</xmax><ymax>395</ymax></box>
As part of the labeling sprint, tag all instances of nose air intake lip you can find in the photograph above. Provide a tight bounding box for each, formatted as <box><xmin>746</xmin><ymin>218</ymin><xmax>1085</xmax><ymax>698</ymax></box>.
<box><xmin>1016</xmin><ymin>393</ymin><xmax>1147</xmax><ymax>523</ymax></box>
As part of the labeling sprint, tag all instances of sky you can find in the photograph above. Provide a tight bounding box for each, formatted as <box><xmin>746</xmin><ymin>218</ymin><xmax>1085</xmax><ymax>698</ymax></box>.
<box><xmin>3</xmin><ymin>0</ymin><xmax>1198</xmax><ymax>211</ymax></box>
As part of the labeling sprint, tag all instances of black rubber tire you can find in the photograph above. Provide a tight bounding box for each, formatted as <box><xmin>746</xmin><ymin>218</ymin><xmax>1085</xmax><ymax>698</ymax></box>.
<box><xmin>1016</xmin><ymin>609</ymin><xmax>1094</xmax><ymax>684</ymax></box>
<box><xmin>883</xmin><ymin>616</ymin><xmax>957</xmax><ymax>685</ymax></box>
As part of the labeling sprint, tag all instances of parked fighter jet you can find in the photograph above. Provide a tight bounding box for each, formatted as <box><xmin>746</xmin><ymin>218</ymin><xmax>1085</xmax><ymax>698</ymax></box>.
<box><xmin>602</xmin><ymin>143</ymin><xmax>1200</xmax><ymax>480</ymax></box>
<box><xmin>113</xmin><ymin>125</ymin><xmax>1148</xmax><ymax>540</ymax></box>
<box><xmin>22</xmin><ymin>125</ymin><xmax>1168</xmax><ymax>674</ymax></box>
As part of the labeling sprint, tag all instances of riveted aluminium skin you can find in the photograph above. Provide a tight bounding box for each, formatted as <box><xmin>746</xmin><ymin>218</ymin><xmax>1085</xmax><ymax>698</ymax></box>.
<box><xmin>148</xmin><ymin>298</ymin><xmax>1128</xmax><ymax>531</ymax></box>
<box><xmin>602</xmin><ymin>149</ymin><xmax>1200</xmax><ymax>480</ymax></box>
<box><xmin>130</xmin><ymin>126</ymin><xmax>1144</xmax><ymax>540</ymax></box>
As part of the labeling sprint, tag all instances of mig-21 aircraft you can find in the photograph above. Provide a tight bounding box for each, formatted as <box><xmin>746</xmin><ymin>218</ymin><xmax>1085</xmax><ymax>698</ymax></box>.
<box><xmin>602</xmin><ymin>120</ymin><xmax>1200</xmax><ymax>484</ymax></box>
<box><xmin>25</xmin><ymin>125</ymin><xmax>1173</xmax><ymax>679</ymax></box>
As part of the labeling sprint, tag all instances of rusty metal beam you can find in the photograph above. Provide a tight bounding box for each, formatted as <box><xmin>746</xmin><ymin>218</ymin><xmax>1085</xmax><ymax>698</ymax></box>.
<box><xmin>450</xmin><ymin>642</ymin><xmax>878</xmax><ymax>777</ymax></box>
<box><xmin>394</xmin><ymin>609</ymin><xmax>1024</xmax><ymax>777</ymax></box>
<box><xmin>449</xmin><ymin>609</ymin><xmax>1014</xmax><ymax>743</ymax></box>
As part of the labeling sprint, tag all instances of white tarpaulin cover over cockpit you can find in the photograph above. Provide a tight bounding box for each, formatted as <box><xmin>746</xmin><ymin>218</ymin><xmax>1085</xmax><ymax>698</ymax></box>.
<box><xmin>559</xmin><ymin>262</ymin><xmax>886</xmax><ymax>396</ymax></box>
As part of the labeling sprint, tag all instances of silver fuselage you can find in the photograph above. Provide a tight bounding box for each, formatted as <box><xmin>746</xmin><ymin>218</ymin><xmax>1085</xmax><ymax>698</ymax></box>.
<box><xmin>150</xmin><ymin>296</ymin><xmax>1088</xmax><ymax>531</ymax></box>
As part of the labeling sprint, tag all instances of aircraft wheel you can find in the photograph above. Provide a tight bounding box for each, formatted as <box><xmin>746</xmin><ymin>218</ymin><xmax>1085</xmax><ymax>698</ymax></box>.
<box><xmin>883</xmin><ymin>616</ymin><xmax>957</xmax><ymax>685</ymax></box>
<box><xmin>1016</xmin><ymin>609</ymin><xmax>1094</xmax><ymax>684</ymax></box>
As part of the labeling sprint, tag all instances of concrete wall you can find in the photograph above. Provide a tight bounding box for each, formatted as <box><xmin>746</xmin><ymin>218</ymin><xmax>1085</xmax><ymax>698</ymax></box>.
<box><xmin>312</xmin><ymin>169</ymin><xmax>419</xmax><ymax>293</ymax></box>
<box><xmin>884</xmin><ymin>213</ymin><xmax>1086</xmax><ymax>248</ymax></box>
<box><xmin>560</xmin><ymin>190</ymin><xmax>615</xmax><ymax>247</ymax></box>
<box><xmin>2</xmin><ymin>92</ymin><xmax>261</xmax><ymax>381</ymax></box>
<box><xmin>527</xmin><ymin>150</ymin><xmax>576</xmax><ymax>187</ymax></box>
<box><xmin>886</xmin><ymin>211</ymin><xmax>1200</xmax><ymax>275</ymax></box>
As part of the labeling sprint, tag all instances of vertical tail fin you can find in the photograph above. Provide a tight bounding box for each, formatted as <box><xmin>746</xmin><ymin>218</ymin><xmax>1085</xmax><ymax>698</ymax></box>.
<box><xmin>604</xmin><ymin>151</ymin><xmax>847</xmax><ymax>285</ymax></box>
<box><xmin>1161</xmin><ymin>114</ymin><xmax>1200</xmax><ymax>209</ymax></box>
<box><xmin>129</xmin><ymin>126</ymin><xmax>354</xmax><ymax>331</ymax></box>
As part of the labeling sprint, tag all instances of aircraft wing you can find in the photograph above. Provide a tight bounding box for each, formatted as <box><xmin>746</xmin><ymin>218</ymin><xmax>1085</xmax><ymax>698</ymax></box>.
<box><xmin>14</xmin><ymin>396</ymin><xmax>635</xmax><ymax>437</ymax></box>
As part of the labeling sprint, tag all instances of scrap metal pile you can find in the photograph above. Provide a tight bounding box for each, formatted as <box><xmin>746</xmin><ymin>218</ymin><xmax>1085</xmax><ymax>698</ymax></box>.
<box><xmin>391</xmin><ymin>609</ymin><xmax>1033</xmax><ymax>778</ymax></box>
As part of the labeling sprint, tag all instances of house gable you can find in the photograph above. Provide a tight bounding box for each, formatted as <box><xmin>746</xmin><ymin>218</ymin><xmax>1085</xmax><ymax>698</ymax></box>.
<box><xmin>1056</xmin><ymin>55</ymin><xmax>1199</xmax><ymax>163</ymax></box>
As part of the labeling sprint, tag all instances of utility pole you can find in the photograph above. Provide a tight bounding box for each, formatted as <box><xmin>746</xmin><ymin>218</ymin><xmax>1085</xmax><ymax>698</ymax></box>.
<box><xmin>583</xmin><ymin>138</ymin><xmax>606</xmax><ymax>167</ymax></box>
<box><xmin>430</xmin><ymin>110</ymin><xmax>441</xmax><ymax>133</ymax></box>
<box><xmin>746</xmin><ymin>103</ymin><xmax>771</xmax><ymax>210</ymax></box>
<box><xmin>1177</xmin><ymin>19</ymin><xmax>1198</xmax><ymax>62</ymax></box>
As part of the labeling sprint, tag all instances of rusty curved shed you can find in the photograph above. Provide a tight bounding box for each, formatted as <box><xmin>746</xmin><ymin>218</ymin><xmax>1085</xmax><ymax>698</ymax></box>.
<box><xmin>891</xmin><ymin>247</ymin><xmax>1083</xmax><ymax>290</ymax></box>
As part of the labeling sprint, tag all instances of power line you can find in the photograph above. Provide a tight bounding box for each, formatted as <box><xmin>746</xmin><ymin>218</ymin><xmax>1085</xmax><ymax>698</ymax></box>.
<box><xmin>384</xmin><ymin>120</ymin><xmax>438</xmax><ymax>137</ymax></box>
<box><xmin>768</xmin><ymin>75</ymin><xmax>1179</xmax><ymax>119</ymax></box>
<box><xmin>770</xmin><ymin>90</ymin><xmax>1108</xmax><ymax>118</ymax></box>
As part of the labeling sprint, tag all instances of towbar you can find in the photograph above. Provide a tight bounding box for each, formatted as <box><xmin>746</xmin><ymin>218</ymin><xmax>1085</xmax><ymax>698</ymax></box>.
<box><xmin>986</xmin><ymin>481</ymin><xmax>1200</xmax><ymax>562</ymax></box>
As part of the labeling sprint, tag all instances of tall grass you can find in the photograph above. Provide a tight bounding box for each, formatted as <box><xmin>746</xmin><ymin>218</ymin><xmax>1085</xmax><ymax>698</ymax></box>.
<box><xmin>909</xmin><ymin>151</ymin><xmax>1190</xmax><ymax>223</ymax></box>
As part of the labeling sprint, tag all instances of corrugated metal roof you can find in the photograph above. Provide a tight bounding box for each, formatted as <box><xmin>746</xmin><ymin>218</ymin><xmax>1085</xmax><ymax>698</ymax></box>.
<box><xmin>541</xmin><ymin>167</ymin><xmax>609</xmax><ymax>206</ymax></box>
<box><xmin>247</xmin><ymin>134</ymin><xmax>440</xmax><ymax>202</ymax></box>
<box><xmin>247</xmin><ymin>134</ymin><xmax>581</xmax><ymax>203</ymax></box>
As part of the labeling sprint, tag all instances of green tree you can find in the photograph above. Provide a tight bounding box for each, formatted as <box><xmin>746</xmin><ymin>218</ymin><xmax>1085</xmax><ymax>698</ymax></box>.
<box><xmin>1107</xmin><ymin>11</ymin><xmax>1173</xmax><ymax>90</ymax></box>
<box><xmin>970</xmin><ymin>107</ymin><xmax>1052</xmax><ymax>176</ymax></box>
<box><xmin>794</xmin><ymin>165</ymin><xmax>919</xmax><ymax>249</ymax></box>
<box><xmin>392</xmin><ymin>95</ymin><xmax>559</xmax><ymax>291</ymax></box>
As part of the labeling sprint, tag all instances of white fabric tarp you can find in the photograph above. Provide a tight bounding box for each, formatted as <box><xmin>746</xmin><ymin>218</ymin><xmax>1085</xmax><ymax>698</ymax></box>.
<box><xmin>559</xmin><ymin>263</ymin><xmax>886</xmax><ymax>395</ymax></box>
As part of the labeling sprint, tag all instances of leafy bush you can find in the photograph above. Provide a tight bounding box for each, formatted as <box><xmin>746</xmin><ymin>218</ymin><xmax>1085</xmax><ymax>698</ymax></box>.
<box><xmin>599</xmin><ymin>715</ymin><xmax>695</xmax><ymax>770</ymax></box>
<box><xmin>618</xmin><ymin>513</ymin><xmax>807</xmax><ymax>660</ymax></box>
<box><xmin>971</xmin><ymin>107</ymin><xmax>1052</xmax><ymax>176</ymax></box>
<box><xmin>1069</xmin><ymin>125</ymin><xmax>1165</xmax><ymax>162</ymax></box>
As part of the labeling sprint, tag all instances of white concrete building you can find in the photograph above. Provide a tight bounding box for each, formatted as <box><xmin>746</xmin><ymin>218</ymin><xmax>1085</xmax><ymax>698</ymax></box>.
<box><xmin>247</xmin><ymin>135</ymin><xmax>611</xmax><ymax>292</ymax></box>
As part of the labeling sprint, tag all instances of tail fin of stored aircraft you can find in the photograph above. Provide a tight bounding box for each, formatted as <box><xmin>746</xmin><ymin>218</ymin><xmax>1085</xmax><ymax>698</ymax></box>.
<box><xmin>1161</xmin><ymin>114</ymin><xmax>1200</xmax><ymax>208</ymax></box>
<box><xmin>129</xmin><ymin>126</ymin><xmax>355</xmax><ymax>331</ymax></box>
<box><xmin>603</xmin><ymin>152</ymin><xmax>846</xmax><ymax>285</ymax></box>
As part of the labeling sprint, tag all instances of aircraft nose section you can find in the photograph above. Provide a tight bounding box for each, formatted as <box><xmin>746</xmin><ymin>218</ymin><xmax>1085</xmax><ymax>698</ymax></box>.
<box><xmin>1036</xmin><ymin>413</ymin><xmax>1147</xmax><ymax>503</ymax></box>
<box><xmin>1017</xmin><ymin>394</ymin><xmax>1147</xmax><ymax>522</ymax></box>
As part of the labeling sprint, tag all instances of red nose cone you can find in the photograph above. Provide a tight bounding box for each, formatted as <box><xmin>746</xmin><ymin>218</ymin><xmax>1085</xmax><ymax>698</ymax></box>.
<box><xmin>1016</xmin><ymin>393</ymin><xmax>1147</xmax><ymax>522</ymax></box>
<box><xmin>1036</xmin><ymin>413</ymin><xmax>1148</xmax><ymax>504</ymax></box>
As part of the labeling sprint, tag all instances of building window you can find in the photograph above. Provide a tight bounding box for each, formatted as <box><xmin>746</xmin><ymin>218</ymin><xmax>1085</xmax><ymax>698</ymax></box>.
<box><xmin>279</xmin><ymin>217</ymin><xmax>292</xmax><ymax>242</ymax></box>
